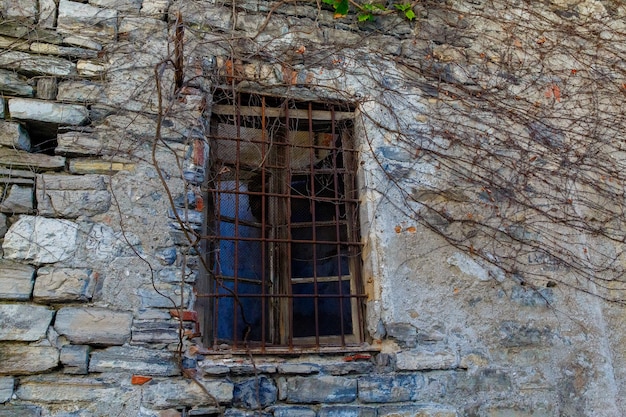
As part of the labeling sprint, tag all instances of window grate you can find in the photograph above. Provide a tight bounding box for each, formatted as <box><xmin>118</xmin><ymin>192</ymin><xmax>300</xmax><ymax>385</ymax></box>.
<box><xmin>198</xmin><ymin>91</ymin><xmax>365</xmax><ymax>351</ymax></box>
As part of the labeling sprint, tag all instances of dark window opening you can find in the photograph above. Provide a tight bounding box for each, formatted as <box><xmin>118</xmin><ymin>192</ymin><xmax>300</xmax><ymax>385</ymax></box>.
<box><xmin>22</xmin><ymin>120</ymin><xmax>58</xmax><ymax>154</ymax></box>
<box><xmin>198</xmin><ymin>91</ymin><xmax>365</xmax><ymax>351</ymax></box>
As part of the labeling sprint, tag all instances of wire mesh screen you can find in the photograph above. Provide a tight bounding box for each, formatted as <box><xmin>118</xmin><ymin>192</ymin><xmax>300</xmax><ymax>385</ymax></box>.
<box><xmin>201</xmin><ymin>92</ymin><xmax>365</xmax><ymax>351</ymax></box>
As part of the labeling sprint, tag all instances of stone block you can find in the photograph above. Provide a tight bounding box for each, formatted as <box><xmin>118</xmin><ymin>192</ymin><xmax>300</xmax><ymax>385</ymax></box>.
<box><xmin>271</xmin><ymin>406</ymin><xmax>316</xmax><ymax>417</ymax></box>
<box><xmin>199</xmin><ymin>364</ymin><xmax>230</xmax><ymax>375</ymax></box>
<box><xmin>56</xmin><ymin>132</ymin><xmax>107</xmax><ymax>156</ymax></box>
<box><xmin>0</xmin><ymin>344</ymin><xmax>59</xmax><ymax>375</ymax></box>
<box><xmin>15</xmin><ymin>375</ymin><xmax>120</xmax><ymax>402</ymax></box>
<box><xmin>277</xmin><ymin>363</ymin><xmax>320</xmax><ymax>375</ymax></box>
<box><xmin>223</xmin><ymin>410</ymin><xmax>271</xmax><ymax>417</ymax></box>
<box><xmin>131</xmin><ymin>319</ymin><xmax>182</xmax><ymax>344</ymax></box>
<box><xmin>33</xmin><ymin>267</ymin><xmax>97</xmax><ymax>303</ymax></box>
<box><xmin>188</xmin><ymin>408</ymin><xmax>220</xmax><ymax>416</ymax></box>
<box><xmin>36</xmin><ymin>174</ymin><xmax>111</xmax><ymax>218</ymax></box>
<box><xmin>0</xmin><ymin>405</ymin><xmax>42</xmax><ymax>417</ymax></box>
<box><xmin>1</xmin><ymin>0</ymin><xmax>37</xmax><ymax>22</ymax></box>
<box><xmin>63</xmin><ymin>36</ymin><xmax>103</xmax><ymax>51</ymax></box>
<box><xmin>0</xmin><ymin>261</ymin><xmax>35</xmax><ymax>301</ymax></box>
<box><xmin>395</xmin><ymin>349</ymin><xmax>458</xmax><ymax>371</ymax></box>
<box><xmin>378</xmin><ymin>405</ymin><xmax>459</xmax><ymax>417</ymax></box>
<box><xmin>30</xmin><ymin>43</ymin><xmax>100</xmax><ymax>60</ymax></box>
<box><xmin>227</xmin><ymin>364</ymin><xmax>277</xmax><ymax>375</ymax></box>
<box><xmin>0</xmin><ymin>35</ymin><xmax>29</xmax><ymax>52</ymax></box>
<box><xmin>39</xmin><ymin>0</ymin><xmax>57</xmax><ymax>28</ymax></box>
<box><xmin>35</xmin><ymin>77</ymin><xmax>57</xmax><ymax>100</ymax></box>
<box><xmin>89</xmin><ymin>346</ymin><xmax>180</xmax><ymax>376</ymax></box>
<box><xmin>77</xmin><ymin>60</ymin><xmax>106</xmax><ymax>77</ymax></box>
<box><xmin>142</xmin><ymin>378</ymin><xmax>234</xmax><ymax>408</ymax></box>
<box><xmin>3</xmin><ymin>216</ymin><xmax>78</xmax><ymax>265</ymax></box>
<box><xmin>0</xmin><ymin>121</ymin><xmax>31</xmax><ymax>151</ymax></box>
<box><xmin>320</xmin><ymin>361</ymin><xmax>374</xmax><ymax>376</ymax></box>
<box><xmin>318</xmin><ymin>406</ymin><xmax>377</xmax><ymax>417</ymax></box>
<box><xmin>89</xmin><ymin>0</ymin><xmax>142</xmax><ymax>12</ymax></box>
<box><xmin>119</xmin><ymin>17</ymin><xmax>168</xmax><ymax>41</ymax></box>
<box><xmin>0</xmin><ymin>304</ymin><xmax>54</xmax><ymax>341</ymax></box>
<box><xmin>57</xmin><ymin>0</ymin><xmax>118</xmax><ymax>43</ymax></box>
<box><xmin>0</xmin><ymin>377</ymin><xmax>14</xmax><ymax>403</ymax></box>
<box><xmin>37</xmin><ymin>173</ymin><xmax>108</xmax><ymax>191</ymax></box>
<box><xmin>9</xmin><ymin>98</ymin><xmax>89</xmax><ymax>125</ymax></box>
<box><xmin>0</xmin><ymin>69</ymin><xmax>33</xmax><ymax>96</ymax></box>
<box><xmin>69</xmin><ymin>159</ymin><xmax>135</xmax><ymax>174</ymax></box>
<box><xmin>0</xmin><ymin>184</ymin><xmax>33</xmax><ymax>214</ymax></box>
<box><xmin>54</xmin><ymin>307</ymin><xmax>132</xmax><ymax>345</ymax></box>
<box><xmin>60</xmin><ymin>345</ymin><xmax>91</xmax><ymax>374</ymax></box>
<box><xmin>0</xmin><ymin>213</ymin><xmax>5</xmax><ymax>237</ymax></box>
<box><xmin>358</xmin><ymin>373</ymin><xmax>424</xmax><ymax>403</ymax></box>
<box><xmin>233</xmin><ymin>376</ymin><xmax>277</xmax><ymax>409</ymax></box>
<box><xmin>57</xmin><ymin>80</ymin><xmax>105</xmax><ymax>103</ymax></box>
<box><xmin>0</xmin><ymin>51</ymin><xmax>76</xmax><ymax>77</ymax></box>
<box><xmin>285</xmin><ymin>376</ymin><xmax>357</xmax><ymax>404</ymax></box>
<box><xmin>0</xmin><ymin>148</ymin><xmax>66</xmax><ymax>171</ymax></box>
<box><xmin>140</xmin><ymin>0</ymin><xmax>169</xmax><ymax>17</ymax></box>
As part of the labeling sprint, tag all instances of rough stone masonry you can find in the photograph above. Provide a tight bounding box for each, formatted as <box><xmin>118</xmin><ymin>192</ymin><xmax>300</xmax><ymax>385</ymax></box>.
<box><xmin>0</xmin><ymin>0</ymin><xmax>626</xmax><ymax>416</ymax></box>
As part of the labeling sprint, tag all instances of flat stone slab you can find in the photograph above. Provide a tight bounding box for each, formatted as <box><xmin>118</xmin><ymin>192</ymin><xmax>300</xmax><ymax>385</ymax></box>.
<box><xmin>0</xmin><ymin>148</ymin><xmax>65</xmax><ymax>171</ymax></box>
<box><xmin>89</xmin><ymin>346</ymin><xmax>180</xmax><ymax>376</ymax></box>
<box><xmin>318</xmin><ymin>406</ymin><xmax>377</xmax><ymax>417</ymax></box>
<box><xmin>0</xmin><ymin>261</ymin><xmax>35</xmax><ymax>301</ymax></box>
<box><xmin>33</xmin><ymin>267</ymin><xmax>97</xmax><ymax>303</ymax></box>
<box><xmin>68</xmin><ymin>159</ymin><xmax>135</xmax><ymax>174</ymax></box>
<box><xmin>0</xmin><ymin>50</ymin><xmax>76</xmax><ymax>77</ymax></box>
<box><xmin>142</xmin><ymin>378</ymin><xmax>234</xmax><ymax>408</ymax></box>
<box><xmin>0</xmin><ymin>304</ymin><xmax>54</xmax><ymax>341</ymax></box>
<box><xmin>57</xmin><ymin>0</ymin><xmax>118</xmax><ymax>43</ymax></box>
<box><xmin>90</xmin><ymin>0</ymin><xmax>142</xmax><ymax>12</ymax></box>
<box><xmin>3</xmin><ymin>216</ymin><xmax>78</xmax><ymax>265</ymax></box>
<box><xmin>377</xmin><ymin>405</ymin><xmax>459</xmax><ymax>417</ymax></box>
<box><xmin>57</xmin><ymin>80</ymin><xmax>104</xmax><ymax>103</ymax></box>
<box><xmin>9</xmin><ymin>98</ymin><xmax>88</xmax><ymax>125</ymax></box>
<box><xmin>15</xmin><ymin>375</ymin><xmax>119</xmax><ymax>402</ymax></box>
<box><xmin>36</xmin><ymin>174</ymin><xmax>111</xmax><ymax>218</ymax></box>
<box><xmin>0</xmin><ymin>344</ymin><xmax>59</xmax><ymax>375</ymax></box>
<box><xmin>54</xmin><ymin>307</ymin><xmax>132</xmax><ymax>345</ymax></box>
<box><xmin>30</xmin><ymin>42</ymin><xmax>99</xmax><ymax>59</ymax></box>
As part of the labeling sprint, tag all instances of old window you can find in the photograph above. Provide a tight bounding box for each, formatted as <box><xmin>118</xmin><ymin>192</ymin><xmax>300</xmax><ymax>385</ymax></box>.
<box><xmin>199</xmin><ymin>91</ymin><xmax>365</xmax><ymax>351</ymax></box>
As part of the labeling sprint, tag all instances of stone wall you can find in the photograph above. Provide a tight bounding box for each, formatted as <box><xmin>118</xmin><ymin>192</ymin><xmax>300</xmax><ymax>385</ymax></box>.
<box><xmin>1</xmin><ymin>0</ymin><xmax>625</xmax><ymax>416</ymax></box>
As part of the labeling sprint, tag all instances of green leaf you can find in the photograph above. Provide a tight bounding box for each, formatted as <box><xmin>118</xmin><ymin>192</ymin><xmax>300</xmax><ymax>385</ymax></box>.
<box><xmin>335</xmin><ymin>0</ymin><xmax>349</xmax><ymax>15</ymax></box>
<box><xmin>358</xmin><ymin>12</ymin><xmax>373</xmax><ymax>21</ymax></box>
<box><xmin>322</xmin><ymin>0</ymin><xmax>335</xmax><ymax>5</ymax></box>
<box><xmin>404</xmin><ymin>9</ymin><xmax>415</xmax><ymax>20</ymax></box>
<box><xmin>394</xmin><ymin>3</ymin><xmax>411</xmax><ymax>11</ymax></box>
